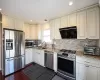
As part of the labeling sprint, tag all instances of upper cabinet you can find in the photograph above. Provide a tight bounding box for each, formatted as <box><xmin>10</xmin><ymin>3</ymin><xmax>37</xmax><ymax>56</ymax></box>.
<box><xmin>49</xmin><ymin>20</ymin><xmax>55</xmax><ymax>39</ymax></box>
<box><xmin>23</xmin><ymin>24</ymin><xmax>30</xmax><ymax>39</ymax></box>
<box><xmin>61</xmin><ymin>16</ymin><xmax>68</xmax><ymax>28</ymax></box>
<box><xmin>55</xmin><ymin>18</ymin><xmax>61</xmax><ymax>39</ymax></box>
<box><xmin>87</xmin><ymin>7</ymin><xmax>99</xmax><ymax>39</ymax></box>
<box><xmin>50</xmin><ymin>6</ymin><xmax>100</xmax><ymax>40</ymax></box>
<box><xmin>14</xmin><ymin>19</ymin><xmax>24</xmax><ymax>31</ymax></box>
<box><xmin>23</xmin><ymin>23</ymin><xmax>38</xmax><ymax>39</ymax></box>
<box><xmin>2</xmin><ymin>15</ymin><xmax>24</xmax><ymax>31</ymax></box>
<box><xmin>30</xmin><ymin>25</ymin><xmax>38</xmax><ymax>39</ymax></box>
<box><xmin>2</xmin><ymin>15</ymin><xmax>15</xmax><ymax>29</ymax></box>
<box><xmin>77</xmin><ymin>10</ymin><xmax>87</xmax><ymax>39</ymax></box>
<box><xmin>68</xmin><ymin>13</ymin><xmax>77</xmax><ymax>26</ymax></box>
<box><xmin>77</xmin><ymin>7</ymin><xmax>100</xmax><ymax>39</ymax></box>
<box><xmin>50</xmin><ymin>18</ymin><xmax>61</xmax><ymax>39</ymax></box>
<box><xmin>37</xmin><ymin>25</ymin><xmax>42</xmax><ymax>40</ymax></box>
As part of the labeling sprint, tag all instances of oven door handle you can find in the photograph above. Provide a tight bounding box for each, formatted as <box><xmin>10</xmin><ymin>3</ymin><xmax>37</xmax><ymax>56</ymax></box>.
<box><xmin>58</xmin><ymin>56</ymin><xmax>75</xmax><ymax>61</ymax></box>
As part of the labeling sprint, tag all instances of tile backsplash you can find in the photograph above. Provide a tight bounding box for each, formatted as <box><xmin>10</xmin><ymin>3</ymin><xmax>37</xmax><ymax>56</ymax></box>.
<box><xmin>47</xmin><ymin>39</ymin><xmax>99</xmax><ymax>51</ymax></box>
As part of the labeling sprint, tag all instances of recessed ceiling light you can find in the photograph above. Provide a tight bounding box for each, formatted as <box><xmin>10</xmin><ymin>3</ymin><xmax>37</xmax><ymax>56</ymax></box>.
<box><xmin>0</xmin><ymin>8</ymin><xmax>2</xmax><ymax>11</ymax></box>
<box><xmin>69</xmin><ymin>1</ymin><xmax>73</xmax><ymax>6</ymax></box>
<box><xmin>30</xmin><ymin>20</ymin><xmax>32</xmax><ymax>22</ymax></box>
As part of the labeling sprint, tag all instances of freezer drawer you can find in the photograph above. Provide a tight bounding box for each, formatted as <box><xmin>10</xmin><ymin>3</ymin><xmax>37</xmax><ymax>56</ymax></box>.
<box><xmin>5</xmin><ymin>56</ymin><xmax>25</xmax><ymax>76</ymax></box>
<box><xmin>5</xmin><ymin>58</ymin><xmax>15</xmax><ymax>75</ymax></box>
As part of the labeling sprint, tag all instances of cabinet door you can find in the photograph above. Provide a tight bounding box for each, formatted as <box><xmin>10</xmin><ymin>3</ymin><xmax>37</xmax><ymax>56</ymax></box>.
<box><xmin>55</xmin><ymin>18</ymin><xmax>61</xmax><ymax>39</ymax></box>
<box><xmin>38</xmin><ymin>50</ymin><xmax>44</xmax><ymax>66</ymax></box>
<box><xmin>32</xmin><ymin>49</ymin><xmax>38</xmax><ymax>63</ymax></box>
<box><xmin>15</xmin><ymin>19</ymin><xmax>24</xmax><ymax>31</ymax></box>
<box><xmin>30</xmin><ymin>25</ymin><xmax>38</xmax><ymax>39</ymax></box>
<box><xmin>2</xmin><ymin>15</ymin><xmax>15</xmax><ymax>29</ymax></box>
<box><xmin>68</xmin><ymin>13</ymin><xmax>77</xmax><ymax>26</ymax></box>
<box><xmin>23</xmin><ymin>24</ymin><xmax>30</xmax><ymax>39</ymax></box>
<box><xmin>61</xmin><ymin>16</ymin><xmax>68</xmax><ymax>28</ymax></box>
<box><xmin>37</xmin><ymin>25</ymin><xmax>42</xmax><ymax>40</ymax></box>
<box><xmin>87</xmin><ymin>7</ymin><xmax>99</xmax><ymax>39</ymax></box>
<box><xmin>98</xmin><ymin>68</ymin><xmax>100</xmax><ymax>80</ymax></box>
<box><xmin>25</xmin><ymin>53</ymin><xmax>29</xmax><ymax>65</ymax></box>
<box><xmin>49</xmin><ymin>20</ymin><xmax>55</xmax><ymax>39</ymax></box>
<box><xmin>25</xmin><ymin>49</ymin><xmax>33</xmax><ymax>65</ymax></box>
<box><xmin>78</xmin><ymin>63</ymin><xmax>87</xmax><ymax>80</ymax></box>
<box><xmin>77</xmin><ymin>11</ymin><xmax>87</xmax><ymax>39</ymax></box>
<box><xmin>53</xmin><ymin>53</ymin><xmax>57</xmax><ymax>72</ymax></box>
<box><xmin>86</xmin><ymin>66</ymin><xmax>98</xmax><ymax>80</ymax></box>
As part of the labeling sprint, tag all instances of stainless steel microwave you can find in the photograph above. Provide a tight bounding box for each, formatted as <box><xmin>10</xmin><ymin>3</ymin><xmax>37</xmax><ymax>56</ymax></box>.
<box><xmin>59</xmin><ymin>26</ymin><xmax>77</xmax><ymax>39</ymax></box>
<box><xmin>25</xmin><ymin>40</ymin><xmax>34</xmax><ymax>48</ymax></box>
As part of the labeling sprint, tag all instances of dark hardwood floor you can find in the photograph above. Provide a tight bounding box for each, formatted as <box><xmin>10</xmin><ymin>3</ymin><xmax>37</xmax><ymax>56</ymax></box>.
<box><xmin>5</xmin><ymin>71</ymin><xmax>29</xmax><ymax>80</ymax></box>
<box><xmin>0</xmin><ymin>65</ymin><xmax>30</xmax><ymax>80</ymax></box>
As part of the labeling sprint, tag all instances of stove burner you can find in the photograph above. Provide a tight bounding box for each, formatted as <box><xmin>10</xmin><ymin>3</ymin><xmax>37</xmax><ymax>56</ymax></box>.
<box><xmin>60</xmin><ymin>49</ymin><xmax>76</xmax><ymax>54</ymax></box>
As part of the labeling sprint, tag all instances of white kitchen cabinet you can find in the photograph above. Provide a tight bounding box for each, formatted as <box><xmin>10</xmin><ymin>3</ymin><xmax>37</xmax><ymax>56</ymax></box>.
<box><xmin>76</xmin><ymin>61</ymin><xmax>100</xmax><ymax>80</ymax></box>
<box><xmin>23</xmin><ymin>24</ymin><xmax>30</xmax><ymax>39</ymax></box>
<box><xmin>25</xmin><ymin>48</ymin><xmax>33</xmax><ymax>65</ymax></box>
<box><xmin>38</xmin><ymin>50</ymin><xmax>45</xmax><ymax>66</ymax></box>
<box><xmin>49</xmin><ymin>20</ymin><xmax>55</xmax><ymax>39</ymax></box>
<box><xmin>61</xmin><ymin>16</ymin><xmax>68</xmax><ymax>28</ymax></box>
<box><xmin>37</xmin><ymin>25</ymin><xmax>42</xmax><ymax>40</ymax></box>
<box><xmin>98</xmin><ymin>68</ymin><xmax>100</xmax><ymax>80</ymax></box>
<box><xmin>53</xmin><ymin>52</ymin><xmax>57</xmax><ymax>72</ymax></box>
<box><xmin>86</xmin><ymin>7</ymin><xmax>99</xmax><ymax>39</ymax></box>
<box><xmin>77</xmin><ymin>11</ymin><xmax>87</xmax><ymax>39</ymax></box>
<box><xmin>14</xmin><ymin>19</ymin><xmax>24</xmax><ymax>31</ymax></box>
<box><xmin>30</xmin><ymin>25</ymin><xmax>38</xmax><ymax>39</ymax></box>
<box><xmin>2</xmin><ymin>15</ymin><xmax>15</xmax><ymax>29</ymax></box>
<box><xmin>23</xmin><ymin>24</ymin><xmax>38</xmax><ymax>39</ymax></box>
<box><xmin>55</xmin><ymin>18</ymin><xmax>61</xmax><ymax>39</ymax></box>
<box><xmin>33</xmin><ymin>49</ymin><xmax>45</xmax><ymax>66</ymax></box>
<box><xmin>32</xmin><ymin>49</ymin><xmax>40</xmax><ymax>64</ymax></box>
<box><xmin>68</xmin><ymin>13</ymin><xmax>77</xmax><ymax>26</ymax></box>
<box><xmin>86</xmin><ymin>66</ymin><xmax>98</xmax><ymax>80</ymax></box>
<box><xmin>77</xmin><ymin>62</ymin><xmax>87</xmax><ymax>80</ymax></box>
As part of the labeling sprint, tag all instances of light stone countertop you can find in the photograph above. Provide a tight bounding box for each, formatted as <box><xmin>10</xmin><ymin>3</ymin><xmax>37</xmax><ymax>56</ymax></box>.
<box><xmin>31</xmin><ymin>47</ymin><xmax>100</xmax><ymax>59</ymax></box>
<box><xmin>76</xmin><ymin>51</ymin><xmax>100</xmax><ymax>60</ymax></box>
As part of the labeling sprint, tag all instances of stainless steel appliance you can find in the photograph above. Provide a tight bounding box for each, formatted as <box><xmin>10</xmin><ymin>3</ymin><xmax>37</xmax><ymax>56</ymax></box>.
<box><xmin>59</xmin><ymin>26</ymin><xmax>77</xmax><ymax>39</ymax></box>
<box><xmin>25</xmin><ymin>40</ymin><xmax>34</xmax><ymax>48</ymax></box>
<box><xmin>57</xmin><ymin>49</ymin><xmax>76</xmax><ymax>80</ymax></box>
<box><xmin>45</xmin><ymin>50</ymin><xmax>53</xmax><ymax>70</ymax></box>
<box><xmin>3</xmin><ymin>29</ymin><xmax>25</xmax><ymax>76</ymax></box>
<box><xmin>84</xmin><ymin>46</ymin><xmax>100</xmax><ymax>56</ymax></box>
<box><xmin>25</xmin><ymin>40</ymin><xmax>41</xmax><ymax>48</ymax></box>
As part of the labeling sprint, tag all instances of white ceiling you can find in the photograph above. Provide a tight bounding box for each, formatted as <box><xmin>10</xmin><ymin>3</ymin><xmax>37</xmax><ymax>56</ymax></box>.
<box><xmin>0</xmin><ymin>0</ymin><xmax>99</xmax><ymax>24</ymax></box>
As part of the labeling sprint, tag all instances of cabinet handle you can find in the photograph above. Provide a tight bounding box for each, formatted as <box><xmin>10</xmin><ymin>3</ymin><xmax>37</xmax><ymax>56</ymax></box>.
<box><xmin>86</xmin><ymin>65</ymin><xmax>89</xmax><ymax>67</ymax></box>
<box><xmin>37</xmin><ymin>52</ymin><xmax>40</xmax><ymax>54</ymax></box>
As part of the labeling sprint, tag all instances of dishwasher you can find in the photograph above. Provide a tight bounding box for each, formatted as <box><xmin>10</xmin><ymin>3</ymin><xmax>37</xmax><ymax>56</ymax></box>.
<box><xmin>45</xmin><ymin>50</ymin><xmax>54</xmax><ymax>70</ymax></box>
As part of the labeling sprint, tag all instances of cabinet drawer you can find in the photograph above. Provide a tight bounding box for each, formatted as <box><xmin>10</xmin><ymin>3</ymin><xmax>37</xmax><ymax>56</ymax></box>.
<box><xmin>76</xmin><ymin>56</ymin><xmax>100</xmax><ymax>68</ymax></box>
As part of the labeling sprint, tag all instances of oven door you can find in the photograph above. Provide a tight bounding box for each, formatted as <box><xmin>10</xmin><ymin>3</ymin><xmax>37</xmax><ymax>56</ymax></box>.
<box><xmin>57</xmin><ymin>56</ymin><xmax>76</xmax><ymax>79</ymax></box>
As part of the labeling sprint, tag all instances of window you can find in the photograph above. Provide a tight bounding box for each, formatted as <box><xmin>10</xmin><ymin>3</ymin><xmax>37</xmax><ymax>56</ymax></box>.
<box><xmin>43</xmin><ymin>29</ymin><xmax>51</xmax><ymax>42</ymax></box>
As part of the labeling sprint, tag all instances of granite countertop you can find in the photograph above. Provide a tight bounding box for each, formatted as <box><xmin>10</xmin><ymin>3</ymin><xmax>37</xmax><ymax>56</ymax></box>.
<box><xmin>76</xmin><ymin>51</ymin><xmax>100</xmax><ymax>60</ymax></box>
<box><xmin>27</xmin><ymin>47</ymin><xmax>100</xmax><ymax>59</ymax></box>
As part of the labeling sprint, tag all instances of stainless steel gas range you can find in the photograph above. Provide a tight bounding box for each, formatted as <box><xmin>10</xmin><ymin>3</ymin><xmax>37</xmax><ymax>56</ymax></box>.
<box><xmin>57</xmin><ymin>49</ymin><xmax>76</xmax><ymax>80</ymax></box>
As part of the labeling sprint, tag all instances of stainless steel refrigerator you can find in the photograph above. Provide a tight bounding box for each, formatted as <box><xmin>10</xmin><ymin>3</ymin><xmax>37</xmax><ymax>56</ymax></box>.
<box><xmin>3</xmin><ymin>29</ymin><xmax>25</xmax><ymax>76</ymax></box>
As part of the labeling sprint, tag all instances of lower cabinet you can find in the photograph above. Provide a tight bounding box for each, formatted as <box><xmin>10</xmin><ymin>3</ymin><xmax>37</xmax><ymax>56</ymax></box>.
<box><xmin>76</xmin><ymin>62</ymin><xmax>100</xmax><ymax>80</ymax></box>
<box><xmin>53</xmin><ymin>52</ymin><xmax>57</xmax><ymax>72</ymax></box>
<box><xmin>33</xmin><ymin>49</ymin><xmax>45</xmax><ymax>66</ymax></box>
<box><xmin>25</xmin><ymin>48</ymin><xmax>33</xmax><ymax>65</ymax></box>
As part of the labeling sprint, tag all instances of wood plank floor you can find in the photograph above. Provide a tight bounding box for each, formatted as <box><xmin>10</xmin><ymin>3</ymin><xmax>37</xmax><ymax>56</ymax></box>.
<box><xmin>0</xmin><ymin>65</ymin><xmax>30</xmax><ymax>80</ymax></box>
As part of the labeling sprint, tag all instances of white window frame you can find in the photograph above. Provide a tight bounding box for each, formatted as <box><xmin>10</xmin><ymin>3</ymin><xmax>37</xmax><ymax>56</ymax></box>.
<box><xmin>42</xmin><ymin>29</ymin><xmax>51</xmax><ymax>43</ymax></box>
